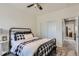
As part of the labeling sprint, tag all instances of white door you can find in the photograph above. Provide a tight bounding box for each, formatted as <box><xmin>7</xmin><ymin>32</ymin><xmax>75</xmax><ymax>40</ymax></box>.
<box><xmin>40</xmin><ymin>21</ymin><xmax>57</xmax><ymax>39</ymax></box>
<box><xmin>47</xmin><ymin>21</ymin><xmax>57</xmax><ymax>39</ymax></box>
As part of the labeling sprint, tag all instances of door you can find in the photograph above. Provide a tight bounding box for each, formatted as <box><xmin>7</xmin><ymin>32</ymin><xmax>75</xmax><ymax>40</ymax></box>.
<box><xmin>40</xmin><ymin>21</ymin><xmax>57</xmax><ymax>39</ymax></box>
<box><xmin>47</xmin><ymin>21</ymin><xmax>57</xmax><ymax>39</ymax></box>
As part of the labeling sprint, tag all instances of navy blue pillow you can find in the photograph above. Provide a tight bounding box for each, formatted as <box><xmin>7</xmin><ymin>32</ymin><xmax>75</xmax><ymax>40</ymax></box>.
<box><xmin>14</xmin><ymin>32</ymin><xmax>33</xmax><ymax>41</ymax></box>
<box><xmin>14</xmin><ymin>32</ymin><xmax>26</xmax><ymax>41</ymax></box>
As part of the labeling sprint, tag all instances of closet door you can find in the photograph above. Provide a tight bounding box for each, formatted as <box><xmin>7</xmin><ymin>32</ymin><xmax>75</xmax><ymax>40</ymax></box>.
<box><xmin>47</xmin><ymin>21</ymin><xmax>57</xmax><ymax>39</ymax></box>
<box><xmin>40</xmin><ymin>21</ymin><xmax>57</xmax><ymax>39</ymax></box>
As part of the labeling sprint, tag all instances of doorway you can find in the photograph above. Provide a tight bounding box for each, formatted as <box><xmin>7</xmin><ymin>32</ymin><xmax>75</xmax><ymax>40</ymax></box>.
<box><xmin>65</xmin><ymin>19</ymin><xmax>76</xmax><ymax>40</ymax></box>
<box><xmin>62</xmin><ymin>17</ymin><xmax>77</xmax><ymax>55</ymax></box>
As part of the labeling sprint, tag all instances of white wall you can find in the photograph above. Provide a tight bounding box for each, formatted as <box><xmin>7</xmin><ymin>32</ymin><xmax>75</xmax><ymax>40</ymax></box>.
<box><xmin>0</xmin><ymin>4</ymin><xmax>37</xmax><ymax>35</ymax></box>
<box><xmin>36</xmin><ymin>5</ymin><xmax>79</xmax><ymax>47</ymax></box>
<box><xmin>1</xmin><ymin>4</ymin><xmax>79</xmax><ymax>47</ymax></box>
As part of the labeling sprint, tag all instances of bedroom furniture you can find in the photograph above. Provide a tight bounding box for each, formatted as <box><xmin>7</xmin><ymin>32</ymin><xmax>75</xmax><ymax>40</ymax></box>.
<box><xmin>9</xmin><ymin>28</ymin><xmax>34</xmax><ymax>50</ymax></box>
<box><xmin>9</xmin><ymin>27</ymin><xmax>57</xmax><ymax>56</ymax></box>
<box><xmin>0</xmin><ymin>40</ymin><xmax>9</xmax><ymax>55</ymax></box>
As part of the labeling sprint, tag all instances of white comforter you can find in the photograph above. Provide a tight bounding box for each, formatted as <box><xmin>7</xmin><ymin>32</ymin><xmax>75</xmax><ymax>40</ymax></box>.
<box><xmin>11</xmin><ymin>37</ymin><xmax>51</xmax><ymax>56</ymax></box>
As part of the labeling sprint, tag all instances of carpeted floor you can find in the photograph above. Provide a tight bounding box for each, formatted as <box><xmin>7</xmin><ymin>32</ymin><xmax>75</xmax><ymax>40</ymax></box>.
<box><xmin>57</xmin><ymin>40</ymin><xmax>77</xmax><ymax>56</ymax></box>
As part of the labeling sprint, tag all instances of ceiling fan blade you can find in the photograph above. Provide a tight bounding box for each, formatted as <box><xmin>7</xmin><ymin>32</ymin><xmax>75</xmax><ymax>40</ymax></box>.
<box><xmin>27</xmin><ymin>4</ymin><xmax>34</xmax><ymax>7</ymax></box>
<box><xmin>37</xmin><ymin>4</ymin><xmax>43</xmax><ymax>10</ymax></box>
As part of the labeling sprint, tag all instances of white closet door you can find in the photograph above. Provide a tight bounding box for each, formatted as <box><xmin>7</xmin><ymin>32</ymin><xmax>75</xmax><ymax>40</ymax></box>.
<box><xmin>47</xmin><ymin>21</ymin><xmax>57</xmax><ymax>39</ymax></box>
<box><xmin>40</xmin><ymin>21</ymin><xmax>57</xmax><ymax>39</ymax></box>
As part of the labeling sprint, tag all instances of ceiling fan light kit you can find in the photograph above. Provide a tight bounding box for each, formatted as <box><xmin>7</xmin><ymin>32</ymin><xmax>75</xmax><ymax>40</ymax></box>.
<box><xmin>27</xmin><ymin>3</ymin><xmax>43</xmax><ymax>10</ymax></box>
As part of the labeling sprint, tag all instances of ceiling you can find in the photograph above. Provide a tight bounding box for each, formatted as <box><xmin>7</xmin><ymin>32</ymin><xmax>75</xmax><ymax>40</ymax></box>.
<box><xmin>1</xmin><ymin>3</ymin><xmax>79</xmax><ymax>16</ymax></box>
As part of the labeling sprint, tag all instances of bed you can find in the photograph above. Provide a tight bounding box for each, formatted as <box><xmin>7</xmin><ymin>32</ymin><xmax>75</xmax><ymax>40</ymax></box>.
<box><xmin>9</xmin><ymin>27</ymin><xmax>57</xmax><ymax>56</ymax></box>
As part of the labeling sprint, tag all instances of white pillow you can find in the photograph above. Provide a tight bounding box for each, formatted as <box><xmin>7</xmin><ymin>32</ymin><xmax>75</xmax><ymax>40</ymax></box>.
<box><xmin>24</xmin><ymin>34</ymin><xmax>33</xmax><ymax>39</ymax></box>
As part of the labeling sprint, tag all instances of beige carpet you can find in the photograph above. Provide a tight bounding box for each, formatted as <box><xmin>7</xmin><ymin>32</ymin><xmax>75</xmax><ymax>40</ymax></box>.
<box><xmin>57</xmin><ymin>40</ymin><xmax>77</xmax><ymax>56</ymax></box>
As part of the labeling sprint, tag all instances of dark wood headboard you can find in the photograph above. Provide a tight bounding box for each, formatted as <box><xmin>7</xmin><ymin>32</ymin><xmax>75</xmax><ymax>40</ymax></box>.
<box><xmin>9</xmin><ymin>27</ymin><xmax>33</xmax><ymax>51</ymax></box>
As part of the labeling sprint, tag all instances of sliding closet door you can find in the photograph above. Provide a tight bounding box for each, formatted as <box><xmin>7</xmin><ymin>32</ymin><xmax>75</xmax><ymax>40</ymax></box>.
<box><xmin>40</xmin><ymin>21</ymin><xmax>57</xmax><ymax>39</ymax></box>
<box><xmin>40</xmin><ymin>20</ymin><xmax>62</xmax><ymax>47</ymax></box>
<box><xmin>47</xmin><ymin>21</ymin><xmax>57</xmax><ymax>39</ymax></box>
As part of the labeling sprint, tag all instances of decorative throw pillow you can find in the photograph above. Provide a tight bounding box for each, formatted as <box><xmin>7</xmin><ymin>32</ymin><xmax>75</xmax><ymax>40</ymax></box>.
<box><xmin>15</xmin><ymin>34</ymin><xmax>25</xmax><ymax>41</ymax></box>
<box><xmin>24</xmin><ymin>34</ymin><xmax>33</xmax><ymax>39</ymax></box>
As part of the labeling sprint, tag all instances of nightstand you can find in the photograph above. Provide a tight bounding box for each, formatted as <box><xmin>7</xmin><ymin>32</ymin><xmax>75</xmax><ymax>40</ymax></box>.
<box><xmin>0</xmin><ymin>40</ymin><xmax>9</xmax><ymax>55</ymax></box>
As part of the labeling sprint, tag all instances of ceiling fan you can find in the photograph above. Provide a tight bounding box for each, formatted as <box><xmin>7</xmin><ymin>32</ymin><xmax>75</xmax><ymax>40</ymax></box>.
<box><xmin>27</xmin><ymin>3</ymin><xmax>43</xmax><ymax>10</ymax></box>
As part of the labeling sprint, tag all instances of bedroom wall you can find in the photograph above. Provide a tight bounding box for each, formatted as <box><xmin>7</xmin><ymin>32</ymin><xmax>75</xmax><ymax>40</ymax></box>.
<box><xmin>0</xmin><ymin>4</ymin><xmax>37</xmax><ymax>36</ymax></box>
<box><xmin>1</xmin><ymin>4</ymin><xmax>79</xmax><ymax>47</ymax></box>
<box><xmin>36</xmin><ymin>5</ymin><xmax>79</xmax><ymax>47</ymax></box>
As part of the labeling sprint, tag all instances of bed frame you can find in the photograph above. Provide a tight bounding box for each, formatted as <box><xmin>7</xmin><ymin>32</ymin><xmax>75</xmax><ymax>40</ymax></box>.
<box><xmin>9</xmin><ymin>27</ymin><xmax>34</xmax><ymax>51</ymax></box>
<box><xmin>9</xmin><ymin>27</ymin><xmax>57</xmax><ymax>56</ymax></box>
